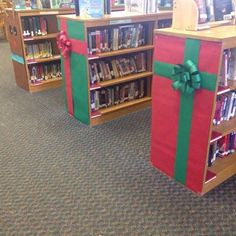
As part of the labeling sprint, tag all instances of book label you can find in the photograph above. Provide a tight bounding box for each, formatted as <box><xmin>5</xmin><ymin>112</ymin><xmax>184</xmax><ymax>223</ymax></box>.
<box><xmin>109</xmin><ymin>19</ymin><xmax>132</xmax><ymax>25</ymax></box>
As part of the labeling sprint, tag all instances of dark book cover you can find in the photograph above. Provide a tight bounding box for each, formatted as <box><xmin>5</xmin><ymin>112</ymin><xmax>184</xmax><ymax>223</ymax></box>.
<box><xmin>213</xmin><ymin>0</ymin><xmax>233</xmax><ymax>21</ymax></box>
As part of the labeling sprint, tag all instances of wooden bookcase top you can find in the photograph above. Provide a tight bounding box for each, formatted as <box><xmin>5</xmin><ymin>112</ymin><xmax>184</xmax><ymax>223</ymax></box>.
<box><xmin>155</xmin><ymin>25</ymin><xmax>236</xmax><ymax>49</ymax></box>
<box><xmin>5</xmin><ymin>8</ymin><xmax>74</xmax><ymax>16</ymax></box>
<box><xmin>57</xmin><ymin>10</ymin><xmax>172</xmax><ymax>27</ymax></box>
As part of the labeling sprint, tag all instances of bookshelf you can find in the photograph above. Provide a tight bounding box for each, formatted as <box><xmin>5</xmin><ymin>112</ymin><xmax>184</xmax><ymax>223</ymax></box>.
<box><xmin>57</xmin><ymin>11</ymin><xmax>172</xmax><ymax>126</ymax></box>
<box><xmin>151</xmin><ymin>25</ymin><xmax>236</xmax><ymax>195</ymax></box>
<box><xmin>5</xmin><ymin>8</ymin><xmax>74</xmax><ymax>93</ymax></box>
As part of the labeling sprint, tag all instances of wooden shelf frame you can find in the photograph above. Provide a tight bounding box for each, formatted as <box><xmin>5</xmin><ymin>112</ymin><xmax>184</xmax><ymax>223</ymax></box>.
<box><xmin>88</xmin><ymin>45</ymin><xmax>154</xmax><ymax>60</ymax></box>
<box><xmin>203</xmin><ymin>152</ymin><xmax>236</xmax><ymax>194</ymax></box>
<box><xmin>5</xmin><ymin>8</ymin><xmax>74</xmax><ymax>93</ymax></box>
<box><xmin>26</xmin><ymin>55</ymin><xmax>61</xmax><ymax>64</ymax></box>
<box><xmin>23</xmin><ymin>33</ymin><xmax>58</xmax><ymax>41</ymax></box>
<box><xmin>212</xmin><ymin>117</ymin><xmax>236</xmax><ymax>137</ymax></box>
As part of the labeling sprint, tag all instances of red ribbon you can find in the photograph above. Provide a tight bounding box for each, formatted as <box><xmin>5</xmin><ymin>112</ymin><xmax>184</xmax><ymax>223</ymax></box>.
<box><xmin>57</xmin><ymin>31</ymin><xmax>72</xmax><ymax>58</ymax></box>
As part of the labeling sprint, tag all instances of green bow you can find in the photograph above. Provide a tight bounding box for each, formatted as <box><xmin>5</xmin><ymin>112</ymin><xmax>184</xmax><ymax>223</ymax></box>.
<box><xmin>172</xmin><ymin>60</ymin><xmax>201</xmax><ymax>94</ymax></box>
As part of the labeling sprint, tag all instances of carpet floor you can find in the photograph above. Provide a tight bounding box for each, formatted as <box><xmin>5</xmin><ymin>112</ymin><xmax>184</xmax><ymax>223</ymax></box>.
<box><xmin>0</xmin><ymin>40</ymin><xmax>235</xmax><ymax>236</ymax></box>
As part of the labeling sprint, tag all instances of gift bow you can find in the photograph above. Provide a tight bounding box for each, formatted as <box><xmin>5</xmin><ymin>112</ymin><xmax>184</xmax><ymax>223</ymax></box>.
<box><xmin>57</xmin><ymin>31</ymin><xmax>72</xmax><ymax>58</ymax></box>
<box><xmin>172</xmin><ymin>60</ymin><xmax>201</xmax><ymax>94</ymax></box>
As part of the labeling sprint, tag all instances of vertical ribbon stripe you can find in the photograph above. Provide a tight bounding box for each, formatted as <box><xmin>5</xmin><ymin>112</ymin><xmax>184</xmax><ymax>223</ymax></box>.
<box><xmin>70</xmin><ymin>52</ymin><xmax>90</xmax><ymax>125</ymax></box>
<box><xmin>67</xmin><ymin>20</ymin><xmax>86</xmax><ymax>41</ymax></box>
<box><xmin>174</xmin><ymin>39</ymin><xmax>200</xmax><ymax>184</ymax></box>
<box><xmin>61</xmin><ymin>18</ymin><xmax>74</xmax><ymax>116</ymax></box>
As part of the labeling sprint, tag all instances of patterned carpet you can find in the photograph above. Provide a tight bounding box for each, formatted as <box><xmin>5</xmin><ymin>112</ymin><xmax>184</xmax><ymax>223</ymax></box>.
<box><xmin>0</xmin><ymin>41</ymin><xmax>235</xmax><ymax>236</ymax></box>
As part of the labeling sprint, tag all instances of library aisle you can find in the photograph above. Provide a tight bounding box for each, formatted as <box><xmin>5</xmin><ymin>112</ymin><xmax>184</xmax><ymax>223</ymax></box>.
<box><xmin>0</xmin><ymin>40</ymin><xmax>235</xmax><ymax>235</ymax></box>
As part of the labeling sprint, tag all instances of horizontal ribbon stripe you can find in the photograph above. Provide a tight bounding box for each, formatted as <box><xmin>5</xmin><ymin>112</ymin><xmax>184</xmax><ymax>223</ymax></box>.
<box><xmin>70</xmin><ymin>52</ymin><xmax>90</xmax><ymax>125</ymax></box>
<box><xmin>154</xmin><ymin>61</ymin><xmax>217</xmax><ymax>92</ymax></box>
<box><xmin>67</xmin><ymin>20</ymin><xmax>85</xmax><ymax>41</ymax></box>
<box><xmin>70</xmin><ymin>38</ymin><xmax>88</xmax><ymax>56</ymax></box>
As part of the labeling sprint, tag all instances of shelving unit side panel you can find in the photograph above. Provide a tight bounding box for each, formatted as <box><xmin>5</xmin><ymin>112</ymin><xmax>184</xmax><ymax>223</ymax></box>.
<box><xmin>6</xmin><ymin>11</ymin><xmax>29</xmax><ymax>90</ymax></box>
<box><xmin>202</xmin><ymin>45</ymin><xmax>224</xmax><ymax>187</ymax></box>
<box><xmin>151</xmin><ymin>34</ymin><xmax>221</xmax><ymax>193</ymax></box>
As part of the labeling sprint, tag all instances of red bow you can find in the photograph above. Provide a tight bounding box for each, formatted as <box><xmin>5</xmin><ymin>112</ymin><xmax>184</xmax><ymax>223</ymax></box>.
<box><xmin>57</xmin><ymin>31</ymin><xmax>72</xmax><ymax>58</ymax></box>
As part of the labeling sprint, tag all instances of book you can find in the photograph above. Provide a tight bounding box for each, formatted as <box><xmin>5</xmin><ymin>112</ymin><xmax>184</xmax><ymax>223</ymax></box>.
<box><xmin>79</xmin><ymin>0</ymin><xmax>104</xmax><ymax>18</ymax></box>
<box><xmin>195</xmin><ymin>0</ymin><xmax>208</xmax><ymax>24</ymax></box>
<box><xmin>13</xmin><ymin>0</ymin><xmax>26</xmax><ymax>9</ymax></box>
<box><xmin>125</xmin><ymin>0</ymin><xmax>161</xmax><ymax>13</ymax></box>
<box><xmin>213</xmin><ymin>0</ymin><xmax>233</xmax><ymax>21</ymax></box>
<box><xmin>50</xmin><ymin>0</ymin><xmax>75</xmax><ymax>8</ymax></box>
<box><xmin>228</xmin><ymin>48</ymin><xmax>236</xmax><ymax>81</ymax></box>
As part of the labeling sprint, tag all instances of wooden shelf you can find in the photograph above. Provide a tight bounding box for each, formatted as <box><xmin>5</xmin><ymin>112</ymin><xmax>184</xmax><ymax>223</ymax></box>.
<box><xmin>203</xmin><ymin>152</ymin><xmax>236</xmax><ymax>194</ymax></box>
<box><xmin>212</xmin><ymin>116</ymin><xmax>236</xmax><ymax>137</ymax></box>
<box><xmin>99</xmin><ymin>97</ymin><xmax>151</xmax><ymax>115</ymax></box>
<box><xmin>6</xmin><ymin>8</ymin><xmax>75</xmax><ymax>16</ymax></box>
<box><xmin>88</xmin><ymin>45</ymin><xmax>154</xmax><ymax>60</ymax></box>
<box><xmin>90</xmin><ymin>71</ymin><xmax>153</xmax><ymax>90</ymax></box>
<box><xmin>210</xmin><ymin>131</ymin><xmax>222</xmax><ymax>143</ymax></box>
<box><xmin>27</xmin><ymin>55</ymin><xmax>61</xmax><ymax>65</ymax></box>
<box><xmin>90</xmin><ymin>97</ymin><xmax>151</xmax><ymax>126</ymax></box>
<box><xmin>29</xmin><ymin>77</ymin><xmax>62</xmax><ymax>93</ymax></box>
<box><xmin>217</xmin><ymin>80</ymin><xmax>236</xmax><ymax>95</ymax></box>
<box><xmin>23</xmin><ymin>33</ymin><xmax>58</xmax><ymax>41</ymax></box>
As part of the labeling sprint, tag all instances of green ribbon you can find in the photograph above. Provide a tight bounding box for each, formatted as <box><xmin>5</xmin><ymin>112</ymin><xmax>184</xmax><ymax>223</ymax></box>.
<box><xmin>172</xmin><ymin>60</ymin><xmax>201</xmax><ymax>95</ymax></box>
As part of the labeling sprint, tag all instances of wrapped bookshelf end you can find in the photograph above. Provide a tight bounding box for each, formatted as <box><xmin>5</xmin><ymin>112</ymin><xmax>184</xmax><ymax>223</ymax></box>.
<box><xmin>172</xmin><ymin>0</ymin><xmax>236</xmax><ymax>31</ymax></box>
<box><xmin>57</xmin><ymin>12</ymin><xmax>172</xmax><ymax>126</ymax></box>
<box><xmin>151</xmin><ymin>26</ymin><xmax>236</xmax><ymax>195</ymax></box>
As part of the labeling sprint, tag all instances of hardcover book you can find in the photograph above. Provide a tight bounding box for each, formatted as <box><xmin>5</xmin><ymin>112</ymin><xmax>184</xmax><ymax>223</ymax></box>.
<box><xmin>79</xmin><ymin>0</ymin><xmax>104</xmax><ymax>18</ymax></box>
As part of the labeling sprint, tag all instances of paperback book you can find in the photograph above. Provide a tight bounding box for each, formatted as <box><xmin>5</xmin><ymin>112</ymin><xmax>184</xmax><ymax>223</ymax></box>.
<box><xmin>79</xmin><ymin>0</ymin><xmax>104</xmax><ymax>18</ymax></box>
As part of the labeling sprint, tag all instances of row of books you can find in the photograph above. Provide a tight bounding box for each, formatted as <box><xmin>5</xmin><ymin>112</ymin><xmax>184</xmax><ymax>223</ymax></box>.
<box><xmin>125</xmin><ymin>0</ymin><xmax>173</xmax><ymax>13</ymax></box>
<box><xmin>157</xmin><ymin>19</ymin><xmax>172</xmax><ymax>29</ymax></box>
<box><xmin>90</xmin><ymin>79</ymin><xmax>146</xmax><ymax>111</ymax></box>
<box><xmin>89</xmin><ymin>53</ymin><xmax>146</xmax><ymax>84</ymax></box>
<box><xmin>219</xmin><ymin>48</ymin><xmax>236</xmax><ymax>87</ymax></box>
<box><xmin>213</xmin><ymin>91</ymin><xmax>236</xmax><ymax>125</ymax></box>
<box><xmin>25</xmin><ymin>41</ymin><xmax>53</xmax><ymax>60</ymax></box>
<box><xmin>208</xmin><ymin>132</ymin><xmax>236</xmax><ymax>167</ymax></box>
<box><xmin>22</xmin><ymin>16</ymin><xmax>48</xmax><ymax>38</ymax></box>
<box><xmin>29</xmin><ymin>63</ymin><xmax>61</xmax><ymax>84</ymax></box>
<box><xmin>87</xmin><ymin>24</ymin><xmax>146</xmax><ymax>54</ymax></box>
<box><xmin>196</xmin><ymin>0</ymin><xmax>233</xmax><ymax>24</ymax></box>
